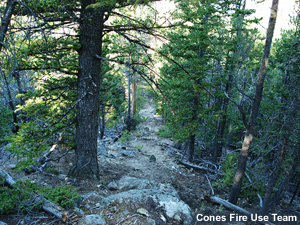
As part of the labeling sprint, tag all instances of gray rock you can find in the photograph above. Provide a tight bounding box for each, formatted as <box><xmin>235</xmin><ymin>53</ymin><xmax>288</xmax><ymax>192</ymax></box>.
<box><xmin>137</xmin><ymin>208</ymin><xmax>150</xmax><ymax>217</ymax></box>
<box><xmin>117</xmin><ymin>176</ymin><xmax>154</xmax><ymax>190</ymax></box>
<box><xmin>82</xmin><ymin>179</ymin><xmax>192</xmax><ymax>224</ymax></box>
<box><xmin>149</xmin><ymin>155</ymin><xmax>156</xmax><ymax>162</ymax></box>
<box><xmin>117</xmin><ymin>150</ymin><xmax>138</xmax><ymax>158</ymax></box>
<box><xmin>73</xmin><ymin>207</ymin><xmax>84</xmax><ymax>215</ymax></box>
<box><xmin>107</xmin><ymin>181</ymin><xmax>118</xmax><ymax>190</ymax></box>
<box><xmin>105</xmin><ymin>188</ymin><xmax>193</xmax><ymax>224</ymax></box>
<box><xmin>78</xmin><ymin>214</ymin><xmax>106</xmax><ymax>225</ymax></box>
<box><xmin>81</xmin><ymin>191</ymin><xmax>107</xmax><ymax>206</ymax></box>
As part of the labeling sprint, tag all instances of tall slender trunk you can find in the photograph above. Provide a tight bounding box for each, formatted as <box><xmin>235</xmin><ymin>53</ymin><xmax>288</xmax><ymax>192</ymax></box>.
<box><xmin>259</xmin><ymin>138</ymin><xmax>286</xmax><ymax>215</ymax></box>
<box><xmin>132</xmin><ymin>71</ymin><xmax>137</xmax><ymax>116</ymax></box>
<box><xmin>229</xmin><ymin>0</ymin><xmax>279</xmax><ymax>204</ymax></box>
<box><xmin>99</xmin><ymin>105</ymin><xmax>105</xmax><ymax>139</ymax></box>
<box><xmin>213</xmin><ymin>74</ymin><xmax>232</xmax><ymax>160</ymax></box>
<box><xmin>13</xmin><ymin>71</ymin><xmax>25</xmax><ymax>107</ymax></box>
<box><xmin>187</xmin><ymin>94</ymin><xmax>198</xmax><ymax>162</ymax></box>
<box><xmin>187</xmin><ymin>134</ymin><xmax>195</xmax><ymax>162</ymax></box>
<box><xmin>126</xmin><ymin>58</ymin><xmax>132</xmax><ymax>131</ymax></box>
<box><xmin>1</xmin><ymin>71</ymin><xmax>19</xmax><ymax>132</ymax></box>
<box><xmin>69</xmin><ymin>0</ymin><xmax>105</xmax><ymax>180</ymax></box>
<box><xmin>0</xmin><ymin>0</ymin><xmax>17</xmax><ymax>52</ymax></box>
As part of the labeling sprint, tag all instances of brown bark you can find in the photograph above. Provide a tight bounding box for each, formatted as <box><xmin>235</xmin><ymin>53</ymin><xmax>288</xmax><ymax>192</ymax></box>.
<box><xmin>69</xmin><ymin>0</ymin><xmax>105</xmax><ymax>180</ymax></box>
<box><xmin>229</xmin><ymin>0</ymin><xmax>279</xmax><ymax>204</ymax></box>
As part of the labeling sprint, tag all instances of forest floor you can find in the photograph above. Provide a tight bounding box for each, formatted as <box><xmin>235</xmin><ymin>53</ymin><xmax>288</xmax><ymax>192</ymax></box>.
<box><xmin>0</xmin><ymin>94</ymin><xmax>299</xmax><ymax>225</ymax></box>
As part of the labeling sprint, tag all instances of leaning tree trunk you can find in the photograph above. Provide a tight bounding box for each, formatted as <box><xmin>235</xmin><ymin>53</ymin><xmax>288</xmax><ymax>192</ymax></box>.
<box><xmin>229</xmin><ymin>0</ymin><xmax>279</xmax><ymax>204</ymax></box>
<box><xmin>69</xmin><ymin>0</ymin><xmax>105</xmax><ymax>180</ymax></box>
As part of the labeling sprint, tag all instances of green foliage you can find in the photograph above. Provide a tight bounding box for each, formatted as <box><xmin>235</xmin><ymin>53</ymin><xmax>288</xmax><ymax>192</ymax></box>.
<box><xmin>133</xmin><ymin>145</ymin><xmax>143</xmax><ymax>150</ymax></box>
<box><xmin>0</xmin><ymin>179</ymin><xmax>80</xmax><ymax>215</ymax></box>
<box><xmin>157</xmin><ymin>128</ymin><xmax>172</xmax><ymax>138</ymax></box>
<box><xmin>47</xmin><ymin>168</ymin><xmax>60</xmax><ymax>175</ymax></box>
<box><xmin>0</xmin><ymin>104</ymin><xmax>12</xmax><ymax>142</ymax></box>
<box><xmin>216</xmin><ymin>152</ymin><xmax>267</xmax><ymax>204</ymax></box>
<box><xmin>40</xmin><ymin>185</ymin><xmax>80</xmax><ymax>209</ymax></box>
<box><xmin>4</xmin><ymin>72</ymin><xmax>77</xmax><ymax>170</ymax></box>
<box><xmin>216</xmin><ymin>153</ymin><xmax>239</xmax><ymax>190</ymax></box>
<box><xmin>119</xmin><ymin>130</ymin><xmax>131</xmax><ymax>145</ymax></box>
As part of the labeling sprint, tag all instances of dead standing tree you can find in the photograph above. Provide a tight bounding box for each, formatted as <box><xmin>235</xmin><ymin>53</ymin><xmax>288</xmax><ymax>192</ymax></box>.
<box><xmin>228</xmin><ymin>0</ymin><xmax>279</xmax><ymax>204</ymax></box>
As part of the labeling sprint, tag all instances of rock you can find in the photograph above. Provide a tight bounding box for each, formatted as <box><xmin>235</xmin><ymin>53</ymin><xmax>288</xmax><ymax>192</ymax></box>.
<box><xmin>83</xmin><ymin>179</ymin><xmax>193</xmax><ymax>224</ymax></box>
<box><xmin>145</xmin><ymin>218</ymin><xmax>156</xmax><ymax>225</ymax></box>
<box><xmin>73</xmin><ymin>207</ymin><xmax>84</xmax><ymax>215</ymax></box>
<box><xmin>81</xmin><ymin>192</ymin><xmax>107</xmax><ymax>207</ymax></box>
<box><xmin>122</xmin><ymin>209</ymin><xmax>130</xmax><ymax>216</ymax></box>
<box><xmin>117</xmin><ymin>176</ymin><xmax>154</xmax><ymax>190</ymax></box>
<box><xmin>105</xmin><ymin>188</ymin><xmax>193</xmax><ymax>224</ymax></box>
<box><xmin>137</xmin><ymin>208</ymin><xmax>150</xmax><ymax>217</ymax></box>
<box><xmin>8</xmin><ymin>164</ymin><xmax>16</xmax><ymax>170</ymax></box>
<box><xmin>78</xmin><ymin>214</ymin><xmax>106</xmax><ymax>225</ymax></box>
<box><xmin>160</xmin><ymin>214</ymin><xmax>167</xmax><ymax>222</ymax></box>
<box><xmin>107</xmin><ymin>181</ymin><xmax>118</xmax><ymax>190</ymax></box>
<box><xmin>117</xmin><ymin>150</ymin><xmax>138</xmax><ymax>158</ymax></box>
<box><xmin>149</xmin><ymin>155</ymin><xmax>156</xmax><ymax>162</ymax></box>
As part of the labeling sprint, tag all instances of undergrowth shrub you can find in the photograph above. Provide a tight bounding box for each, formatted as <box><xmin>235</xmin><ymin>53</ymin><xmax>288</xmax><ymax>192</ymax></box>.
<box><xmin>0</xmin><ymin>179</ymin><xmax>80</xmax><ymax>215</ymax></box>
<box><xmin>215</xmin><ymin>153</ymin><xmax>266</xmax><ymax>205</ymax></box>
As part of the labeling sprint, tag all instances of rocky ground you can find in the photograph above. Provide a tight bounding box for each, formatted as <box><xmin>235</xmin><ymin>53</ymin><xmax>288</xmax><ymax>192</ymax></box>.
<box><xmin>0</xmin><ymin>97</ymin><xmax>299</xmax><ymax>225</ymax></box>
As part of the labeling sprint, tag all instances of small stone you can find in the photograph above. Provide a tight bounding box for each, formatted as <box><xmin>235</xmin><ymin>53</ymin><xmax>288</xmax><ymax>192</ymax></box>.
<box><xmin>73</xmin><ymin>207</ymin><xmax>84</xmax><ymax>215</ymax></box>
<box><xmin>174</xmin><ymin>214</ymin><xmax>182</xmax><ymax>222</ymax></box>
<box><xmin>149</xmin><ymin>155</ymin><xmax>156</xmax><ymax>162</ymax></box>
<box><xmin>123</xmin><ymin>210</ymin><xmax>130</xmax><ymax>216</ymax></box>
<box><xmin>107</xmin><ymin>181</ymin><xmax>118</xmax><ymax>190</ymax></box>
<box><xmin>8</xmin><ymin>164</ymin><xmax>16</xmax><ymax>170</ymax></box>
<box><xmin>160</xmin><ymin>214</ymin><xmax>166</xmax><ymax>222</ymax></box>
<box><xmin>137</xmin><ymin>208</ymin><xmax>150</xmax><ymax>217</ymax></box>
<box><xmin>78</xmin><ymin>214</ymin><xmax>106</xmax><ymax>225</ymax></box>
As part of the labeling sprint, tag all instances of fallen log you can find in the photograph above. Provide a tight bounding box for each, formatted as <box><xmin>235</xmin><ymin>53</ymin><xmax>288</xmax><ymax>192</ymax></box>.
<box><xmin>0</xmin><ymin>169</ymin><xmax>68</xmax><ymax>222</ymax></box>
<box><xmin>204</xmin><ymin>196</ymin><xmax>276</xmax><ymax>225</ymax></box>
<box><xmin>178</xmin><ymin>159</ymin><xmax>221</xmax><ymax>175</ymax></box>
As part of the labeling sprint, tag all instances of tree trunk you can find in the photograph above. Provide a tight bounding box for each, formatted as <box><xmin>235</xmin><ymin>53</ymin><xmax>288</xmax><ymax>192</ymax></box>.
<box><xmin>126</xmin><ymin>58</ymin><xmax>132</xmax><ymax>131</ymax></box>
<box><xmin>187</xmin><ymin>94</ymin><xmax>199</xmax><ymax>162</ymax></box>
<box><xmin>0</xmin><ymin>0</ymin><xmax>17</xmax><ymax>52</ymax></box>
<box><xmin>99</xmin><ymin>106</ymin><xmax>105</xmax><ymax>139</ymax></box>
<box><xmin>187</xmin><ymin>134</ymin><xmax>195</xmax><ymax>162</ymax></box>
<box><xmin>1</xmin><ymin>70</ymin><xmax>19</xmax><ymax>132</ymax></box>
<box><xmin>259</xmin><ymin>138</ymin><xmax>286</xmax><ymax>215</ymax></box>
<box><xmin>13</xmin><ymin>70</ymin><xmax>26</xmax><ymax>107</ymax></box>
<box><xmin>212</xmin><ymin>75</ymin><xmax>232</xmax><ymax>160</ymax></box>
<box><xmin>229</xmin><ymin>0</ymin><xmax>279</xmax><ymax>204</ymax></box>
<box><xmin>132</xmin><ymin>71</ymin><xmax>137</xmax><ymax>116</ymax></box>
<box><xmin>69</xmin><ymin>0</ymin><xmax>105</xmax><ymax>180</ymax></box>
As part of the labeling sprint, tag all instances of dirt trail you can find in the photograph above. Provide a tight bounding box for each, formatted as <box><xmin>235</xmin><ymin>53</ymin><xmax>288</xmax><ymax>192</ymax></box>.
<box><xmin>104</xmin><ymin>98</ymin><xmax>177</xmax><ymax>184</ymax></box>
